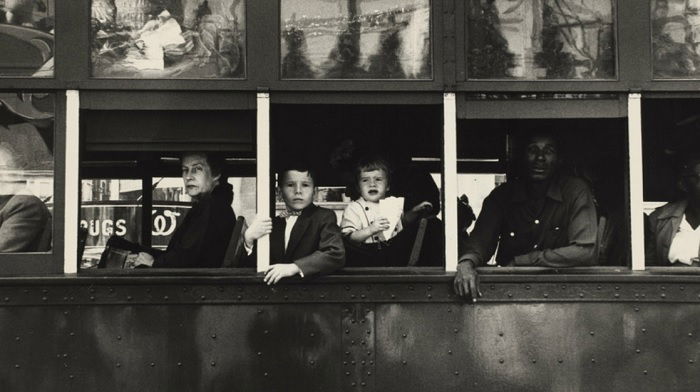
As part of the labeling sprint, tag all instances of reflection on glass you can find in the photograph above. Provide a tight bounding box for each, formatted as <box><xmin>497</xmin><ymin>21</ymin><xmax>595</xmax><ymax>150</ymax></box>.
<box><xmin>651</xmin><ymin>0</ymin><xmax>700</xmax><ymax>78</ymax></box>
<box><xmin>0</xmin><ymin>92</ymin><xmax>54</xmax><ymax>253</ymax></box>
<box><xmin>0</xmin><ymin>0</ymin><xmax>54</xmax><ymax>77</ymax></box>
<box><xmin>280</xmin><ymin>0</ymin><xmax>431</xmax><ymax>79</ymax></box>
<box><xmin>466</xmin><ymin>0</ymin><xmax>615</xmax><ymax>79</ymax></box>
<box><xmin>91</xmin><ymin>0</ymin><xmax>246</xmax><ymax>79</ymax></box>
<box><xmin>80</xmin><ymin>179</ymin><xmax>142</xmax><ymax>268</ymax></box>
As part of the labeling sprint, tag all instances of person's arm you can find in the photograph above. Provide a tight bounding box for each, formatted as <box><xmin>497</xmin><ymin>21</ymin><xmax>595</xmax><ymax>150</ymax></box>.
<box><xmin>513</xmin><ymin>185</ymin><xmax>598</xmax><ymax>267</ymax></box>
<box><xmin>238</xmin><ymin>216</ymin><xmax>272</xmax><ymax>267</ymax></box>
<box><xmin>457</xmin><ymin>193</ymin><xmax>503</xmax><ymax>267</ymax></box>
<box><xmin>349</xmin><ymin>218</ymin><xmax>389</xmax><ymax>243</ymax></box>
<box><xmin>293</xmin><ymin>210</ymin><xmax>346</xmax><ymax>276</ymax></box>
<box><xmin>0</xmin><ymin>196</ymin><xmax>48</xmax><ymax>252</ymax></box>
<box><xmin>454</xmin><ymin>191</ymin><xmax>504</xmax><ymax>301</ymax></box>
<box><xmin>341</xmin><ymin>202</ymin><xmax>388</xmax><ymax>243</ymax></box>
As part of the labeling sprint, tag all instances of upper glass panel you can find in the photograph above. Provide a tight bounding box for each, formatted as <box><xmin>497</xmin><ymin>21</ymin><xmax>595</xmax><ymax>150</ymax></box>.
<box><xmin>90</xmin><ymin>0</ymin><xmax>246</xmax><ymax>79</ymax></box>
<box><xmin>466</xmin><ymin>0</ymin><xmax>616</xmax><ymax>80</ymax></box>
<box><xmin>0</xmin><ymin>0</ymin><xmax>54</xmax><ymax>77</ymax></box>
<box><xmin>0</xmin><ymin>92</ymin><xmax>54</xmax><ymax>253</ymax></box>
<box><xmin>280</xmin><ymin>0</ymin><xmax>432</xmax><ymax>79</ymax></box>
<box><xmin>651</xmin><ymin>0</ymin><xmax>700</xmax><ymax>79</ymax></box>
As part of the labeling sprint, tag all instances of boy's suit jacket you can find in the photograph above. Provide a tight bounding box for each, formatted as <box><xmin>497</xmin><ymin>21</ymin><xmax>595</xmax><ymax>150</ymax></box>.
<box><xmin>244</xmin><ymin>204</ymin><xmax>345</xmax><ymax>276</ymax></box>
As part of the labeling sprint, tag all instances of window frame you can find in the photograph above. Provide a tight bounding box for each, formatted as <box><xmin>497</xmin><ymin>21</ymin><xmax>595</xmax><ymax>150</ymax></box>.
<box><xmin>0</xmin><ymin>90</ymin><xmax>66</xmax><ymax>275</ymax></box>
<box><xmin>638</xmin><ymin>93</ymin><xmax>700</xmax><ymax>273</ymax></box>
<box><xmin>451</xmin><ymin>92</ymin><xmax>640</xmax><ymax>272</ymax></box>
<box><xmin>72</xmin><ymin>90</ymin><xmax>260</xmax><ymax>274</ymax></box>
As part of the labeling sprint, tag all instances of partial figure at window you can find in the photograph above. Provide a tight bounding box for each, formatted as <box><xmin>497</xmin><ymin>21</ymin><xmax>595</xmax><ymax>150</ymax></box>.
<box><xmin>646</xmin><ymin>153</ymin><xmax>700</xmax><ymax>266</ymax></box>
<box><xmin>0</xmin><ymin>93</ymin><xmax>54</xmax><ymax>253</ymax></box>
<box><xmin>0</xmin><ymin>142</ymin><xmax>51</xmax><ymax>252</ymax></box>
<box><xmin>454</xmin><ymin>131</ymin><xmax>598</xmax><ymax>299</ymax></box>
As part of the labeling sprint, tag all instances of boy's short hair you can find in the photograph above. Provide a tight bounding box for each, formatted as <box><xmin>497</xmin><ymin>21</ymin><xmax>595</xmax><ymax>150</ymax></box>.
<box><xmin>277</xmin><ymin>161</ymin><xmax>317</xmax><ymax>185</ymax></box>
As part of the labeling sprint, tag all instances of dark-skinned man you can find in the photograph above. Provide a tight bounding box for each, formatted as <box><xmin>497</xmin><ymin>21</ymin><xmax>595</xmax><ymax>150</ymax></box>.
<box><xmin>454</xmin><ymin>133</ymin><xmax>598</xmax><ymax>301</ymax></box>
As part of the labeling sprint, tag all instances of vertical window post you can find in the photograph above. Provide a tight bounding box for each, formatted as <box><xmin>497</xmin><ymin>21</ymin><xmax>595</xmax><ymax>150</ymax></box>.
<box><xmin>256</xmin><ymin>92</ymin><xmax>271</xmax><ymax>273</ymax></box>
<box><xmin>64</xmin><ymin>90</ymin><xmax>80</xmax><ymax>274</ymax></box>
<box><xmin>628</xmin><ymin>93</ymin><xmax>645</xmax><ymax>271</ymax></box>
<box><xmin>444</xmin><ymin>93</ymin><xmax>458</xmax><ymax>272</ymax></box>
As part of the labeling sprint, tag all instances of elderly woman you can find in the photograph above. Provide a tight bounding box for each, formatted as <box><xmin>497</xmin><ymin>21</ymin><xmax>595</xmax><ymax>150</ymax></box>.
<box><xmin>646</xmin><ymin>154</ymin><xmax>700</xmax><ymax>266</ymax></box>
<box><xmin>128</xmin><ymin>151</ymin><xmax>236</xmax><ymax>268</ymax></box>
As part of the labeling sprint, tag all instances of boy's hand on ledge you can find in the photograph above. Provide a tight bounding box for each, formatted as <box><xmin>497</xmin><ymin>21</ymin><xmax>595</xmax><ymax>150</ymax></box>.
<box><xmin>264</xmin><ymin>263</ymin><xmax>301</xmax><ymax>285</ymax></box>
<box><xmin>244</xmin><ymin>216</ymin><xmax>273</xmax><ymax>246</ymax></box>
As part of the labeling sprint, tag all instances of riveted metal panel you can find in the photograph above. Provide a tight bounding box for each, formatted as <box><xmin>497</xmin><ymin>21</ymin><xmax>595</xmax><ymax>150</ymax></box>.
<box><xmin>0</xmin><ymin>307</ymin><xmax>74</xmax><ymax>391</ymax></box>
<box><xmin>374</xmin><ymin>303</ymin><xmax>700</xmax><ymax>392</ymax></box>
<box><xmin>341</xmin><ymin>303</ymin><xmax>376</xmax><ymax>392</ymax></box>
<box><xmin>1</xmin><ymin>277</ymin><xmax>700</xmax><ymax>391</ymax></box>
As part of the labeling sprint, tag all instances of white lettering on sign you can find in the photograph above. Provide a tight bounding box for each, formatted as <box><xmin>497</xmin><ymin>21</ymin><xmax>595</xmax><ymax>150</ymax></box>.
<box><xmin>80</xmin><ymin>219</ymin><xmax>127</xmax><ymax>237</ymax></box>
<box><xmin>80</xmin><ymin>209</ymin><xmax>182</xmax><ymax>238</ymax></box>
<box><xmin>152</xmin><ymin>209</ymin><xmax>181</xmax><ymax>237</ymax></box>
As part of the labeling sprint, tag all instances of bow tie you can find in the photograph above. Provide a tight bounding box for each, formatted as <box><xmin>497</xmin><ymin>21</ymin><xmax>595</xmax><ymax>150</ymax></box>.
<box><xmin>278</xmin><ymin>209</ymin><xmax>302</xmax><ymax>218</ymax></box>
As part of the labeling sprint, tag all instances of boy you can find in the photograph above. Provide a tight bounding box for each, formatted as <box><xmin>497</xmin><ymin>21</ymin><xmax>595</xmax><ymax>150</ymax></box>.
<box><xmin>243</xmin><ymin>164</ymin><xmax>345</xmax><ymax>284</ymax></box>
<box><xmin>341</xmin><ymin>158</ymin><xmax>432</xmax><ymax>266</ymax></box>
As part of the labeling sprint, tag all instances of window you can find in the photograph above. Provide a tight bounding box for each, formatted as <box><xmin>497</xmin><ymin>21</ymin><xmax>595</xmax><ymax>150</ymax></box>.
<box><xmin>457</xmin><ymin>114</ymin><xmax>630</xmax><ymax>268</ymax></box>
<box><xmin>0</xmin><ymin>0</ymin><xmax>54</xmax><ymax>77</ymax></box>
<box><xmin>642</xmin><ymin>98</ymin><xmax>700</xmax><ymax>267</ymax></box>
<box><xmin>651</xmin><ymin>0</ymin><xmax>700</xmax><ymax>79</ymax></box>
<box><xmin>80</xmin><ymin>178</ymin><xmax>142</xmax><ymax>268</ymax></box>
<box><xmin>271</xmin><ymin>103</ymin><xmax>444</xmax><ymax>267</ymax></box>
<box><xmin>466</xmin><ymin>0</ymin><xmax>616</xmax><ymax>80</ymax></box>
<box><xmin>0</xmin><ymin>92</ymin><xmax>54</xmax><ymax>253</ymax></box>
<box><xmin>280</xmin><ymin>0</ymin><xmax>431</xmax><ymax>79</ymax></box>
<box><xmin>79</xmin><ymin>107</ymin><xmax>257</xmax><ymax>270</ymax></box>
<box><xmin>90</xmin><ymin>0</ymin><xmax>246</xmax><ymax>79</ymax></box>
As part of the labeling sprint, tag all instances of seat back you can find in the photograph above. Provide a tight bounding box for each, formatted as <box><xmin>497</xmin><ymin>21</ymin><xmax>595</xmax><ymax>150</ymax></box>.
<box><xmin>221</xmin><ymin>216</ymin><xmax>247</xmax><ymax>268</ymax></box>
<box><xmin>408</xmin><ymin>217</ymin><xmax>429</xmax><ymax>266</ymax></box>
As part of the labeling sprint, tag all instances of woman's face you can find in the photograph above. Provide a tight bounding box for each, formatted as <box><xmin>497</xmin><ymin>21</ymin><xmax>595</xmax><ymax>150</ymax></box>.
<box><xmin>181</xmin><ymin>153</ymin><xmax>219</xmax><ymax>199</ymax></box>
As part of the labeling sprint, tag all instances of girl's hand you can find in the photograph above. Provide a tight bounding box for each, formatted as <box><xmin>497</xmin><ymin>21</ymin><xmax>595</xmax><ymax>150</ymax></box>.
<box><xmin>369</xmin><ymin>217</ymin><xmax>390</xmax><ymax>234</ymax></box>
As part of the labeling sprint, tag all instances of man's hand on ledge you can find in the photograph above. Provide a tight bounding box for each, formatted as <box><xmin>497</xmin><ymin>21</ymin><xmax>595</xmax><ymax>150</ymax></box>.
<box><xmin>454</xmin><ymin>260</ymin><xmax>481</xmax><ymax>302</ymax></box>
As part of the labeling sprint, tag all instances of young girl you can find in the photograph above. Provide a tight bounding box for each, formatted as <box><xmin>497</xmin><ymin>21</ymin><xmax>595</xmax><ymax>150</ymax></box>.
<box><xmin>341</xmin><ymin>158</ymin><xmax>431</xmax><ymax>266</ymax></box>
